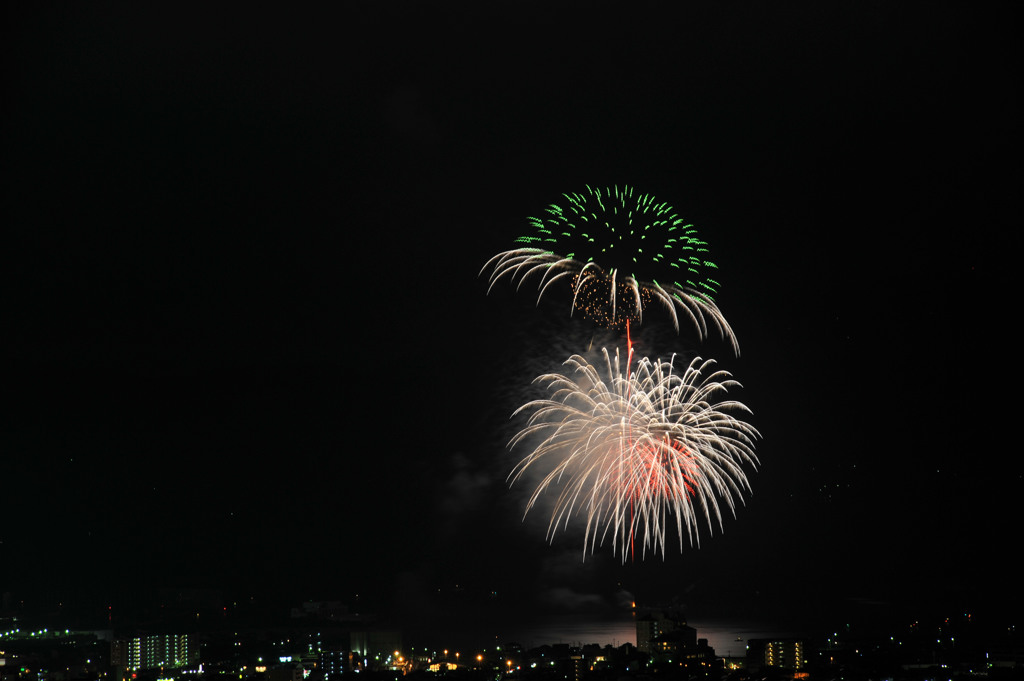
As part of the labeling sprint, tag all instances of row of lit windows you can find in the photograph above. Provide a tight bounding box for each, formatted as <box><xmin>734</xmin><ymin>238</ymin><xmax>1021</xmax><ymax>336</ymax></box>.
<box><xmin>764</xmin><ymin>642</ymin><xmax>804</xmax><ymax>670</ymax></box>
<box><xmin>123</xmin><ymin>635</ymin><xmax>197</xmax><ymax>671</ymax></box>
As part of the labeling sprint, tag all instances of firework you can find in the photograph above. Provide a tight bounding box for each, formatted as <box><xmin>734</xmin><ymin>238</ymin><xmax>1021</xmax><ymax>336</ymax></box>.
<box><xmin>482</xmin><ymin>184</ymin><xmax>739</xmax><ymax>354</ymax></box>
<box><xmin>508</xmin><ymin>347</ymin><xmax>759</xmax><ymax>561</ymax></box>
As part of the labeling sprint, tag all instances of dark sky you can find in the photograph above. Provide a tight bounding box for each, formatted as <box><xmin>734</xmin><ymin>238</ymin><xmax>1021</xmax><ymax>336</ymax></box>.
<box><xmin>4</xmin><ymin>2</ymin><xmax>1020</xmax><ymax>646</ymax></box>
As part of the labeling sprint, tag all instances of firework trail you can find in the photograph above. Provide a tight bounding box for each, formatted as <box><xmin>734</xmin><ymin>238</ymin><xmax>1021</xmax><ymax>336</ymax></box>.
<box><xmin>508</xmin><ymin>344</ymin><xmax>759</xmax><ymax>561</ymax></box>
<box><xmin>481</xmin><ymin>184</ymin><xmax>739</xmax><ymax>355</ymax></box>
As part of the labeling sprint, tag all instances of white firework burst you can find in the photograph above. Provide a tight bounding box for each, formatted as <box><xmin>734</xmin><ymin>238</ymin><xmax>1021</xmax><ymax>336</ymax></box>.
<box><xmin>508</xmin><ymin>347</ymin><xmax>759</xmax><ymax>561</ymax></box>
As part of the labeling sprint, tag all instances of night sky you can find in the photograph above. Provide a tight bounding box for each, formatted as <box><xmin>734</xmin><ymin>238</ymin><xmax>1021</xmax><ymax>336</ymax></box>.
<box><xmin>5</xmin><ymin>2</ymin><xmax>1020</xmax><ymax>648</ymax></box>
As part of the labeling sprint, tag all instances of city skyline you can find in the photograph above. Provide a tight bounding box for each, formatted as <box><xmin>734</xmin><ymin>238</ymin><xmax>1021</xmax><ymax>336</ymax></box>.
<box><xmin>2</xmin><ymin>596</ymin><xmax>1018</xmax><ymax>681</ymax></box>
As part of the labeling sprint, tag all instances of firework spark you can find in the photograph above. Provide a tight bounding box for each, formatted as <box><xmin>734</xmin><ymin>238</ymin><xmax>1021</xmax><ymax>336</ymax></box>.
<box><xmin>508</xmin><ymin>347</ymin><xmax>759</xmax><ymax>561</ymax></box>
<box><xmin>482</xmin><ymin>184</ymin><xmax>739</xmax><ymax>354</ymax></box>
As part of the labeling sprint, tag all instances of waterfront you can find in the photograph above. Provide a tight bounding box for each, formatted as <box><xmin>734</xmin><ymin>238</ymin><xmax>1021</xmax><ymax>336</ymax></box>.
<box><xmin>493</xmin><ymin>615</ymin><xmax>798</xmax><ymax>659</ymax></box>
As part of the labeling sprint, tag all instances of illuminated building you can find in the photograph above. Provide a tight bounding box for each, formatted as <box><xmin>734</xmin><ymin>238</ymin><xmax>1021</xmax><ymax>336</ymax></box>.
<box><xmin>637</xmin><ymin>611</ymin><xmax>717</xmax><ymax>678</ymax></box>
<box><xmin>111</xmin><ymin>633</ymin><xmax>198</xmax><ymax>672</ymax></box>
<box><xmin>764</xmin><ymin>640</ymin><xmax>803</xmax><ymax>669</ymax></box>
<box><xmin>636</xmin><ymin>610</ymin><xmax>691</xmax><ymax>654</ymax></box>
<box><xmin>320</xmin><ymin>650</ymin><xmax>362</xmax><ymax>677</ymax></box>
<box><xmin>569</xmin><ymin>648</ymin><xmax>584</xmax><ymax>681</ymax></box>
<box><xmin>750</xmin><ymin>639</ymin><xmax>805</xmax><ymax>671</ymax></box>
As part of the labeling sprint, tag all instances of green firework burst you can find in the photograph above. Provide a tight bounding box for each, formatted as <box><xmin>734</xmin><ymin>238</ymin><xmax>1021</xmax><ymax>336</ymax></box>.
<box><xmin>482</xmin><ymin>185</ymin><xmax>738</xmax><ymax>354</ymax></box>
